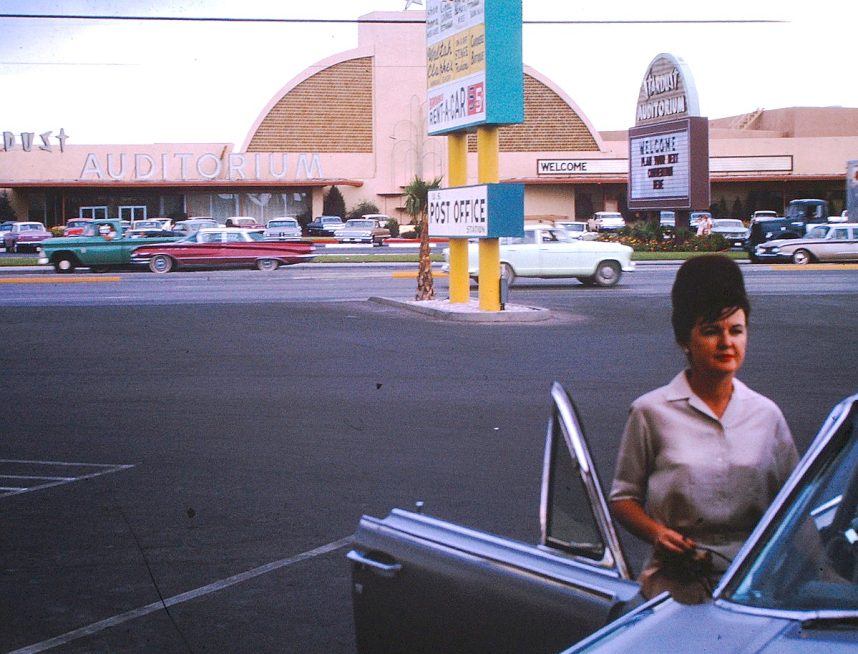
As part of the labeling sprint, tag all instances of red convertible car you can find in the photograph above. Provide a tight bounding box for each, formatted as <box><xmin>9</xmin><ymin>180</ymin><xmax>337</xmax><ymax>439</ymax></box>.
<box><xmin>130</xmin><ymin>227</ymin><xmax>313</xmax><ymax>273</ymax></box>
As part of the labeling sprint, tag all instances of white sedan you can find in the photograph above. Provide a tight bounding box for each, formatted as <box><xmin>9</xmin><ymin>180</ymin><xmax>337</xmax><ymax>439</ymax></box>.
<box><xmin>443</xmin><ymin>225</ymin><xmax>635</xmax><ymax>287</ymax></box>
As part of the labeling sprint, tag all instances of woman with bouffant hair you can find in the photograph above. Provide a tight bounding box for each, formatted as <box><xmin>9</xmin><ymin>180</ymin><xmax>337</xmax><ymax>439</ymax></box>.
<box><xmin>609</xmin><ymin>255</ymin><xmax>799</xmax><ymax>604</ymax></box>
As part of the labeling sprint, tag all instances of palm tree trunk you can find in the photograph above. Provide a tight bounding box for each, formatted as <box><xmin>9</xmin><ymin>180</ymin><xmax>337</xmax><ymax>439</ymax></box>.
<box><xmin>415</xmin><ymin>212</ymin><xmax>435</xmax><ymax>300</ymax></box>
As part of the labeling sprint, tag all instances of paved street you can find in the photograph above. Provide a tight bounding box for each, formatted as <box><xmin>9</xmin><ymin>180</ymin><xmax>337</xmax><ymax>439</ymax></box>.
<box><xmin>1</xmin><ymin>265</ymin><xmax>856</xmax><ymax>653</ymax></box>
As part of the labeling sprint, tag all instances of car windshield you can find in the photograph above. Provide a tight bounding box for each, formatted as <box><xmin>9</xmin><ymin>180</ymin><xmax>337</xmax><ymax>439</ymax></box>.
<box><xmin>560</xmin><ymin>223</ymin><xmax>585</xmax><ymax>232</ymax></box>
<box><xmin>345</xmin><ymin>220</ymin><xmax>374</xmax><ymax>228</ymax></box>
<box><xmin>268</xmin><ymin>220</ymin><xmax>297</xmax><ymax>228</ymax></box>
<box><xmin>724</xmin><ymin>407</ymin><xmax>858</xmax><ymax>612</ymax></box>
<box><xmin>19</xmin><ymin>223</ymin><xmax>43</xmax><ymax>231</ymax></box>
<box><xmin>322</xmin><ymin>218</ymin><xmax>343</xmax><ymax>224</ymax></box>
<box><xmin>248</xmin><ymin>232</ymin><xmax>264</xmax><ymax>241</ymax></box>
<box><xmin>715</xmin><ymin>220</ymin><xmax>744</xmax><ymax>229</ymax></box>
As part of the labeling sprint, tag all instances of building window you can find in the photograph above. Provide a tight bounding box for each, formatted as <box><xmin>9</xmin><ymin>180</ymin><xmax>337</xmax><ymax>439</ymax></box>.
<box><xmin>119</xmin><ymin>205</ymin><xmax>147</xmax><ymax>221</ymax></box>
<box><xmin>80</xmin><ymin>206</ymin><xmax>108</xmax><ymax>219</ymax></box>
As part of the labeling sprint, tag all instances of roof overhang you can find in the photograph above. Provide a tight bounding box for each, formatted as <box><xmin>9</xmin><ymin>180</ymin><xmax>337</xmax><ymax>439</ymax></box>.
<box><xmin>1</xmin><ymin>178</ymin><xmax>363</xmax><ymax>189</ymax></box>
<box><xmin>503</xmin><ymin>174</ymin><xmax>843</xmax><ymax>185</ymax></box>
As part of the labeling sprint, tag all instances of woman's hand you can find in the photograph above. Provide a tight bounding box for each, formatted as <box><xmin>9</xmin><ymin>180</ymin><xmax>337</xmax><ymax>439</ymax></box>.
<box><xmin>652</xmin><ymin>525</ymin><xmax>696</xmax><ymax>554</ymax></box>
<box><xmin>610</xmin><ymin>499</ymin><xmax>696</xmax><ymax>554</ymax></box>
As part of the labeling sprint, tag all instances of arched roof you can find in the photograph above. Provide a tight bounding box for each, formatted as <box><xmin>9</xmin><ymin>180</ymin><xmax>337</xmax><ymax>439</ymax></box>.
<box><xmin>244</xmin><ymin>55</ymin><xmax>605</xmax><ymax>155</ymax></box>
<box><xmin>243</xmin><ymin>48</ymin><xmax>375</xmax><ymax>153</ymax></box>
<box><xmin>467</xmin><ymin>66</ymin><xmax>604</xmax><ymax>152</ymax></box>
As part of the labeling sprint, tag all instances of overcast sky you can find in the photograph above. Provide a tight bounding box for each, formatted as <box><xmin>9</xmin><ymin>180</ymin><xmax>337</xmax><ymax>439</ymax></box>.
<box><xmin>1</xmin><ymin>0</ymin><xmax>853</xmax><ymax>147</ymax></box>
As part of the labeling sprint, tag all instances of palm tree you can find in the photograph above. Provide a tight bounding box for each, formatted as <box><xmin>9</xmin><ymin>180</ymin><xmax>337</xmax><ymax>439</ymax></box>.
<box><xmin>404</xmin><ymin>176</ymin><xmax>442</xmax><ymax>301</ymax></box>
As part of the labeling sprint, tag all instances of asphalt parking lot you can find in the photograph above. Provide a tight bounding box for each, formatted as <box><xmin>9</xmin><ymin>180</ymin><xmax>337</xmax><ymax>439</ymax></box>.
<box><xmin>1</xmin><ymin>267</ymin><xmax>856</xmax><ymax>653</ymax></box>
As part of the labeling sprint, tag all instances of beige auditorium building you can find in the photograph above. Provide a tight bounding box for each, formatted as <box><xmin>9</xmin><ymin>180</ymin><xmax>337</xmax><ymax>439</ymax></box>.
<box><xmin>1</xmin><ymin>10</ymin><xmax>857</xmax><ymax>226</ymax></box>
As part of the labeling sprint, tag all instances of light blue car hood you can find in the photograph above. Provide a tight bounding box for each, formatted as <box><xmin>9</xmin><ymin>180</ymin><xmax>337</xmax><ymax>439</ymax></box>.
<box><xmin>566</xmin><ymin>600</ymin><xmax>856</xmax><ymax>653</ymax></box>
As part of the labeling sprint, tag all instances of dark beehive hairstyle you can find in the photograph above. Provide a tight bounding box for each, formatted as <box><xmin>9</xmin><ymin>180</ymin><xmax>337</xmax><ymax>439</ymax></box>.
<box><xmin>671</xmin><ymin>254</ymin><xmax>750</xmax><ymax>345</ymax></box>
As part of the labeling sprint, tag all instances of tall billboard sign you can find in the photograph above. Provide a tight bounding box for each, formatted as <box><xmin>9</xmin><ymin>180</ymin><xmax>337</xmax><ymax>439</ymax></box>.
<box><xmin>628</xmin><ymin>53</ymin><xmax>709</xmax><ymax>211</ymax></box>
<box><xmin>426</xmin><ymin>0</ymin><xmax>523</xmax><ymax>136</ymax></box>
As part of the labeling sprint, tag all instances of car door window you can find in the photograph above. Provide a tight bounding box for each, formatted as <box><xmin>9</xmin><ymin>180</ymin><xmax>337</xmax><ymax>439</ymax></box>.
<box><xmin>541</xmin><ymin>383</ymin><xmax>632</xmax><ymax>579</ymax></box>
<box><xmin>226</xmin><ymin>232</ymin><xmax>243</xmax><ymax>243</ymax></box>
<box><xmin>832</xmin><ymin>228</ymin><xmax>849</xmax><ymax>240</ymax></box>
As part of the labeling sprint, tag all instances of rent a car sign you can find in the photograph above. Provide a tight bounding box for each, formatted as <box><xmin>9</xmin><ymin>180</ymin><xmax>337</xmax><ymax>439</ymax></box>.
<box><xmin>426</xmin><ymin>0</ymin><xmax>523</xmax><ymax>135</ymax></box>
<box><xmin>428</xmin><ymin>183</ymin><xmax>524</xmax><ymax>238</ymax></box>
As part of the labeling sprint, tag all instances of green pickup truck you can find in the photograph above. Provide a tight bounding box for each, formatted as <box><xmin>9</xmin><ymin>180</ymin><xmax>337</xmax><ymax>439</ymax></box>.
<box><xmin>38</xmin><ymin>219</ymin><xmax>181</xmax><ymax>273</ymax></box>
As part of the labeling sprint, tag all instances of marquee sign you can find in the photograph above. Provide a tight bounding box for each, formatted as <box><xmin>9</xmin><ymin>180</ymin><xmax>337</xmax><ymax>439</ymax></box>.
<box><xmin>634</xmin><ymin>53</ymin><xmax>700</xmax><ymax>127</ymax></box>
<box><xmin>426</xmin><ymin>0</ymin><xmax>523</xmax><ymax>135</ymax></box>
<box><xmin>428</xmin><ymin>183</ymin><xmax>524</xmax><ymax>238</ymax></box>
<box><xmin>628</xmin><ymin>54</ymin><xmax>708</xmax><ymax>211</ymax></box>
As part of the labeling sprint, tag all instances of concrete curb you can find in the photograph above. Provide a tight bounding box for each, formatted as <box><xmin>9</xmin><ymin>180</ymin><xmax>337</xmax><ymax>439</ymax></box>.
<box><xmin>369</xmin><ymin>297</ymin><xmax>552</xmax><ymax>323</ymax></box>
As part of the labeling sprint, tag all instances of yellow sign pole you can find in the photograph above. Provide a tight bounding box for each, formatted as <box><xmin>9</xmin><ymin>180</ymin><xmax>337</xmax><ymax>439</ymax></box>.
<box><xmin>477</xmin><ymin>126</ymin><xmax>500</xmax><ymax>311</ymax></box>
<box><xmin>447</xmin><ymin>132</ymin><xmax>470</xmax><ymax>304</ymax></box>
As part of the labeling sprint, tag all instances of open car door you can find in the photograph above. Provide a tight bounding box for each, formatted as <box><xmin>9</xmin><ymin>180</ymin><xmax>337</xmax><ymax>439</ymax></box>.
<box><xmin>348</xmin><ymin>383</ymin><xmax>641</xmax><ymax>654</ymax></box>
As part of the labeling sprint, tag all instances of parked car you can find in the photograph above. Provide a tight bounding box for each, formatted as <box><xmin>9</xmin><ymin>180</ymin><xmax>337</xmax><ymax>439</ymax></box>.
<box><xmin>710</xmin><ymin>218</ymin><xmax>750</xmax><ymax>248</ymax></box>
<box><xmin>750</xmin><ymin>210</ymin><xmax>778</xmax><ymax>223</ymax></box>
<box><xmin>555</xmin><ymin>221</ymin><xmax>594</xmax><ymax>240</ymax></box>
<box><xmin>336</xmin><ymin>218</ymin><xmax>391</xmax><ymax>245</ymax></box>
<box><xmin>3</xmin><ymin>221</ymin><xmax>52</xmax><ymax>252</ymax></box>
<box><xmin>130</xmin><ymin>227</ymin><xmax>314</xmax><ymax>273</ymax></box>
<box><xmin>442</xmin><ymin>225</ymin><xmax>634</xmax><ymax>287</ymax></box>
<box><xmin>349</xmin><ymin>386</ymin><xmax>858</xmax><ymax>653</ymax></box>
<box><xmin>745</xmin><ymin>218</ymin><xmax>803</xmax><ymax>262</ymax></box>
<box><xmin>262</xmin><ymin>217</ymin><xmax>303</xmax><ymax>242</ymax></box>
<box><xmin>224</xmin><ymin>216</ymin><xmax>264</xmax><ymax>233</ymax></box>
<box><xmin>753</xmin><ymin>222</ymin><xmax>858</xmax><ymax>264</ymax></box>
<box><xmin>0</xmin><ymin>221</ymin><xmax>15</xmax><ymax>244</ymax></box>
<box><xmin>62</xmin><ymin>218</ymin><xmax>93</xmax><ymax>237</ymax></box>
<box><xmin>130</xmin><ymin>219</ymin><xmax>166</xmax><ymax>232</ymax></box>
<box><xmin>592</xmin><ymin>211</ymin><xmax>626</xmax><ymax>232</ymax></box>
<box><xmin>172</xmin><ymin>218</ymin><xmax>219</xmax><ymax>237</ymax></box>
<box><xmin>306</xmin><ymin>215</ymin><xmax>346</xmax><ymax>237</ymax></box>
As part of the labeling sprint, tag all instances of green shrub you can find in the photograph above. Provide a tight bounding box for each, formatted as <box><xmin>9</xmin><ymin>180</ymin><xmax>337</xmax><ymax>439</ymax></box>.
<box><xmin>400</xmin><ymin>230</ymin><xmax>418</xmax><ymax>239</ymax></box>
<box><xmin>346</xmin><ymin>200</ymin><xmax>381</xmax><ymax>221</ymax></box>
<box><xmin>600</xmin><ymin>232</ymin><xmax>730</xmax><ymax>252</ymax></box>
<box><xmin>385</xmin><ymin>218</ymin><xmax>400</xmax><ymax>237</ymax></box>
<box><xmin>50</xmin><ymin>226</ymin><xmax>65</xmax><ymax>237</ymax></box>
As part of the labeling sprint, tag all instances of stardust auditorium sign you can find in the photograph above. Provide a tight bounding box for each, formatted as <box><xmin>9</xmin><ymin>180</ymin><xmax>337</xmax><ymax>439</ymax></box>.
<box><xmin>628</xmin><ymin>53</ymin><xmax>709</xmax><ymax>211</ymax></box>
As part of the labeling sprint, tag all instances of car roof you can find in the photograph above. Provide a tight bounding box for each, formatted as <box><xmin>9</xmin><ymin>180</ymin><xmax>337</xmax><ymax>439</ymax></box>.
<box><xmin>198</xmin><ymin>227</ymin><xmax>250</xmax><ymax>233</ymax></box>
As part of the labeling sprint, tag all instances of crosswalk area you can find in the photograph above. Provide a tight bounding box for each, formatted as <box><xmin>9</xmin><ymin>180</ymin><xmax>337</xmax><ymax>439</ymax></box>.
<box><xmin>0</xmin><ymin>458</ymin><xmax>133</xmax><ymax>498</ymax></box>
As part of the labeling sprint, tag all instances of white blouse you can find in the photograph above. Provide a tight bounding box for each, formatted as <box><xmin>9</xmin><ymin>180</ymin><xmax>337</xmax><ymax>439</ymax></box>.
<box><xmin>609</xmin><ymin>371</ymin><xmax>799</xmax><ymax>565</ymax></box>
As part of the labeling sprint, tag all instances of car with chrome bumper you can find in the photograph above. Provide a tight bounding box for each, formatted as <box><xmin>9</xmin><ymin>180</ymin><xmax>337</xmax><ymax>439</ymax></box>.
<box><xmin>711</xmin><ymin>219</ymin><xmax>750</xmax><ymax>248</ymax></box>
<box><xmin>442</xmin><ymin>224</ymin><xmax>634</xmax><ymax>287</ymax></box>
<box><xmin>262</xmin><ymin>217</ymin><xmax>303</xmax><ymax>242</ymax></box>
<box><xmin>754</xmin><ymin>223</ymin><xmax>858</xmax><ymax>264</ymax></box>
<box><xmin>3</xmin><ymin>221</ymin><xmax>52</xmax><ymax>253</ymax></box>
<box><xmin>335</xmin><ymin>218</ymin><xmax>391</xmax><ymax>245</ymax></box>
<box><xmin>349</xmin><ymin>385</ymin><xmax>858</xmax><ymax>653</ymax></box>
<box><xmin>130</xmin><ymin>227</ymin><xmax>313</xmax><ymax>273</ymax></box>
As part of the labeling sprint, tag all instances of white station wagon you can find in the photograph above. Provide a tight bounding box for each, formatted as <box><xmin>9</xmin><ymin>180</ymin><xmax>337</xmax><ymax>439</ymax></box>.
<box><xmin>444</xmin><ymin>225</ymin><xmax>635</xmax><ymax>287</ymax></box>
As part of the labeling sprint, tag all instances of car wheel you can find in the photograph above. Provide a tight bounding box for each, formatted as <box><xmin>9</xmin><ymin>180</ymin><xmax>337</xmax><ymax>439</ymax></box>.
<box><xmin>8</xmin><ymin>242</ymin><xmax>16</xmax><ymax>254</ymax></box>
<box><xmin>149</xmin><ymin>254</ymin><xmax>174</xmax><ymax>274</ymax></box>
<box><xmin>90</xmin><ymin>265</ymin><xmax>110</xmax><ymax>273</ymax></box>
<box><xmin>256</xmin><ymin>258</ymin><xmax>279</xmax><ymax>271</ymax></box>
<box><xmin>500</xmin><ymin>262</ymin><xmax>516</xmax><ymax>286</ymax></box>
<box><xmin>792</xmin><ymin>249</ymin><xmax>813</xmax><ymax>265</ymax></box>
<box><xmin>54</xmin><ymin>255</ymin><xmax>76</xmax><ymax>273</ymax></box>
<box><xmin>591</xmin><ymin>260</ymin><xmax>622</xmax><ymax>287</ymax></box>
